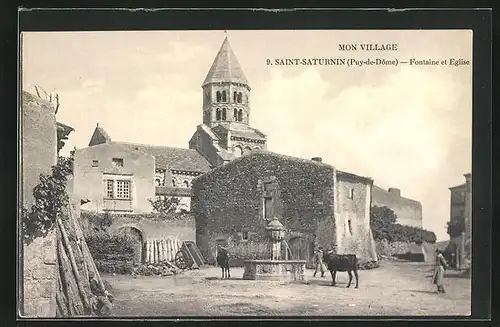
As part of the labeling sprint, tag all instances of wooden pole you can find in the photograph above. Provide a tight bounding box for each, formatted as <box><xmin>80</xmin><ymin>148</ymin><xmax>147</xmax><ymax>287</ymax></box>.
<box><xmin>57</xmin><ymin>218</ymin><xmax>91</xmax><ymax>312</ymax></box>
<box><xmin>57</xmin><ymin>230</ymin><xmax>83</xmax><ymax>316</ymax></box>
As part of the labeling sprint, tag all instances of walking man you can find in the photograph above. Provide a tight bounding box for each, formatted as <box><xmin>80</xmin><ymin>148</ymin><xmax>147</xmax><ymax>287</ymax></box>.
<box><xmin>313</xmin><ymin>246</ymin><xmax>326</xmax><ymax>277</ymax></box>
<box><xmin>432</xmin><ymin>249</ymin><xmax>448</xmax><ymax>293</ymax></box>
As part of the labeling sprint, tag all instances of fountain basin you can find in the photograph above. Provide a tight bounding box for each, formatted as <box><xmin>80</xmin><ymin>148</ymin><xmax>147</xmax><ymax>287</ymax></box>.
<box><xmin>242</xmin><ymin>259</ymin><xmax>306</xmax><ymax>281</ymax></box>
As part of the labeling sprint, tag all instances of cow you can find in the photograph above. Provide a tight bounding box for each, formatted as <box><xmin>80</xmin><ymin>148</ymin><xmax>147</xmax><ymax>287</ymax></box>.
<box><xmin>216</xmin><ymin>245</ymin><xmax>230</xmax><ymax>279</ymax></box>
<box><xmin>323</xmin><ymin>251</ymin><xmax>359</xmax><ymax>288</ymax></box>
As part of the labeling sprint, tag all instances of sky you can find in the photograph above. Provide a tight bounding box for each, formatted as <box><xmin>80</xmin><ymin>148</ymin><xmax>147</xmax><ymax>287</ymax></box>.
<box><xmin>21</xmin><ymin>30</ymin><xmax>472</xmax><ymax>241</ymax></box>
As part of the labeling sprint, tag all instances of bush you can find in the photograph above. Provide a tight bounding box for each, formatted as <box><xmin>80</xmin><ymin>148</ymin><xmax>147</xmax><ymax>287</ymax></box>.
<box><xmin>371</xmin><ymin>205</ymin><xmax>436</xmax><ymax>245</ymax></box>
<box><xmin>95</xmin><ymin>260</ymin><xmax>134</xmax><ymax>275</ymax></box>
<box><xmin>82</xmin><ymin>211</ymin><xmax>112</xmax><ymax>232</ymax></box>
<box><xmin>85</xmin><ymin>231</ymin><xmax>135</xmax><ymax>262</ymax></box>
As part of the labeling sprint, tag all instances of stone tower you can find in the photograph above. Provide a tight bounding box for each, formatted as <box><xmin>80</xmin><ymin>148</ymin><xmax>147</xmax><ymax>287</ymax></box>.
<box><xmin>190</xmin><ymin>36</ymin><xmax>267</xmax><ymax>167</ymax></box>
<box><xmin>202</xmin><ymin>36</ymin><xmax>251</xmax><ymax>127</ymax></box>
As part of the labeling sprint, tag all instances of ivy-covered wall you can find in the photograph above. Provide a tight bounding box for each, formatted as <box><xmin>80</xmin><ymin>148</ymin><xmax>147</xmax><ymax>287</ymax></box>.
<box><xmin>192</xmin><ymin>152</ymin><xmax>337</xmax><ymax>266</ymax></box>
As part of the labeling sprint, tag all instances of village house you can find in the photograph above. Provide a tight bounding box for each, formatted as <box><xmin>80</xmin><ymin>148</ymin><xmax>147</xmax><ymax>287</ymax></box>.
<box><xmin>191</xmin><ymin>152</ymin><xmax>378</xmax><ymax>267</ymax></box>
<box><xmin>371</xmin><ymin>186</ymin><xmax>423</xmax><ymax>228</ymax></box>
<box><xmin>447</xmin><ymin>173</ymin><xmax>472</xmax><ymax>269</ymax></box>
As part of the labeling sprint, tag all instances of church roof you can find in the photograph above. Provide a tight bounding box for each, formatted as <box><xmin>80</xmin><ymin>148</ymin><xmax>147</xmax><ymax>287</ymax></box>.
<box><xmin>213</xmin><ymin>122</ymin><xmax>266</xmax><ymax>141</ymax></box>
<box><xmin>202</xmin><ymin>37</ymin><xmax>250</xmax><ymax>87</ymax></box>
<box><xmin>113</xmin><ymin>142</ymin><xmax>212</xmax><ymax>173</ymax></box>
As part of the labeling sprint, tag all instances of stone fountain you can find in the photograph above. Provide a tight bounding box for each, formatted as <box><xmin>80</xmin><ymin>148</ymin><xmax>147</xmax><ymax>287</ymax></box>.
<box><xmin>242</xmin><ymin>217</ymin><xmax>306</xmax><ymax>281</ymax></box>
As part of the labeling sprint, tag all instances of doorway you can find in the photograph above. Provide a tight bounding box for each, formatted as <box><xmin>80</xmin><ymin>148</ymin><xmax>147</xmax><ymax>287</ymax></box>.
<box><xmin>118</xmin><ymin>226</ymin><xmax>144</xmax><ymax>263</ymax></box>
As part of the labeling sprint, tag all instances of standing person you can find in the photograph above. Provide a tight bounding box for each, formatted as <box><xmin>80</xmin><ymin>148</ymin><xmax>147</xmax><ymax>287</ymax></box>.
<box><xmin>89</xmin><ymin>270</ymin><xmax>113</xmax><ymax>316</ymax></box>
<box><xmin>313</xmin><ymin>247</ymin><xmax>326</xmax><ymax>277</ymax></box>
<box><xmin>432</xmin><ymin>249</ymin><xmax>448</xmax><ymax>293</ymax></box>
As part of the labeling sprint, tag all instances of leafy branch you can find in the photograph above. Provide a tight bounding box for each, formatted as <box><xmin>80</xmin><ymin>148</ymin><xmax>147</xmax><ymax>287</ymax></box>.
<box><xmin>22</xmin><ymin>156</ymin><xmax>74</xmax><ymax>245</ymax></box>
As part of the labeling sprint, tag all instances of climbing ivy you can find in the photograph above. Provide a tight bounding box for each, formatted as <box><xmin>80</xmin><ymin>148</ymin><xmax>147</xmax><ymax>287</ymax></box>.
<box><xmin>22</xmin><ymin>156</ymin><xmax>73</xmax><ymax>245</ymax></box>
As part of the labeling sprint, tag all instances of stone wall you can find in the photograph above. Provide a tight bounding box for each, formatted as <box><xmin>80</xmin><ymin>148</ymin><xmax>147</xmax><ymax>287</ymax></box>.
<box><xmin>73</xmin><ymin>143</ymin><xmax>156</xmax><ymax>213</ymax></box>
<box><xmin>375</xmin><ymin>239</ymin><xmax>434</xmax><ymax>262</ymax></box>
<box><xmin>21</xmin><ymin>91</ymin><xmax>59</xmax><ymax>317</ymax></box>
<box><xmin>21</xmin><ymin>91</ymin><xmax>58</xmax><ymax>210</ymax></box>
<box><xmin>22</xmin><ymin>230</ymin><xmax>58</xmax><ymax>317</ymax></box>
<box><xmin>81</xmin><ymin>212</ymin><xmax>195</xmax><ymax>243</ymax></box>
<box><xmin>192</xmin><ymin>151</ymin><xmax>337</xmax><ymax>266</ymax></box>
<box><xmin>372</xmin><ymin>185</ymin><xmax>423</xmax><ymax>228</ymax></box>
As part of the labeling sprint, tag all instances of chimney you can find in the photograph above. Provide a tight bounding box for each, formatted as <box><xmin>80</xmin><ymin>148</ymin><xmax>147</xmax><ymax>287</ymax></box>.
<box><xmin>388</xmin><ymin>188</ymin><xmax>401</xmax><ymax>197</ymax></box>
<box><xmin>311</xmin><ymin>157</ymin><xmax>322</xmax><ymax>163</ymax></box>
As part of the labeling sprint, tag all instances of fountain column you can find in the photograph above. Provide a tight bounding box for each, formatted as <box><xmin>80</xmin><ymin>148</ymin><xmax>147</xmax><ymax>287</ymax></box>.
<box><xmin>266</xmin><ymin>217</ymin><xmax>285</xmax><ymax>260</ymax></box>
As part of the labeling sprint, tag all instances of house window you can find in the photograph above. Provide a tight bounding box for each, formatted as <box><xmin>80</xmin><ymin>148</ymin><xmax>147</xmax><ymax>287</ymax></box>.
<box><xmin>264</xmin><ymin>197</ymin><xmax>273</xmax><ymax>219</ymax></box>
<box><xmin>112</xmin><ymin>158</ymin><xmax>124</xmax><ymax>167</ymax></box>
<box><xmin>105</xmin><ymin>179</ymin><xmax>131</xmax><ymax>200</ymax></box>
<box><xmin>348</xmin><ymin>188</ymin><xmax>354</xmax><ymax>199</ymax></box>
<box><xmin>116</xmin><ymin>180</ymin><xmax>131</xmax><ymax>199</ymax></box>
<box><xmin>106</xmin><ymin>180</ymin><xmax>114</xmax><ymax>198</ymax></box>
<box><xmin>348</xmin><ymin>219</ymin><xmax>353</xmax><ymax>235</ymax></box>
<box><xmin>92</xmin><ymin>160</ymin><xmax>99</xmax><ymax>167</ymax></box>
<box><xmin>242</xmin><ymin>231</ymin><xmax>249</xmax><ymax>241</ymax></box>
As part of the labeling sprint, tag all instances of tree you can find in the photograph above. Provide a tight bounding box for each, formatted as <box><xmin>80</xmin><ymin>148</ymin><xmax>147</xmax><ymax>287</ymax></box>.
<box><xmin>446</xmin><ymin>216</ymin><xmax>465</xmax><ymax>238</ymax></box>
<box><xmin>370</xmin><ymin>205</ymin><xmax>398</xmax><ymax>241</ymax></box>
<box><xmin>148</xmin><ymin>196</ymin><xmax>181</xmax><ymax>215</ymax></box>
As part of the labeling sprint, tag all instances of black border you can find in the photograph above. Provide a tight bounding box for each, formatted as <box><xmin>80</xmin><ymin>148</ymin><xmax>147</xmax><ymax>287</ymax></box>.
<box><xmin>8</xmin><ymin>7</ymin><xmax>493</xmax><ymax>325</ymax></box>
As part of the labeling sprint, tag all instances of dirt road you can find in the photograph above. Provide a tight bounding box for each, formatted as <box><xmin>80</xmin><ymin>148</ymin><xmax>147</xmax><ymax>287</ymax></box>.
<box><xmin>103</xmin><ymin>260</ymin><xmax>471</xmax><ymax>316</ymax></box>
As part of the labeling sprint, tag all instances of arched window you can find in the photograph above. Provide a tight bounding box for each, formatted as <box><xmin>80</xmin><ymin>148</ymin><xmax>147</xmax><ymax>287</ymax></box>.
<box><xmin>238</xmin><ymin>109</ymin><xmax>243</xmax><ymax>122</ymax></box>
<box><xmin>254</xmin><ymin>146</ymin><xmax>261</xmax><ymax>151</ymax></box>
<box><xmin>234</xmin><ymin>108</ymin><xmax>238</xmax><ymax>120</ymax></box>
<box><xmin>237</xmin><ymin>92</ymin><xmax>243</xmax><ymax>103</ymax></box>
<box><xmin>216</xmin><ymin>108</ymin><xmax>221</xmax><ymax>121</ymax></box>
<box><xmin>155</xmin><ymin>179</ymin><xmax>161</xmax><ymax>186</ymax></box>
<box><xmin>183</xmin><ymin>181</ymin><xmax>189</xmax><ymax>188</ymax></box>
<box><xmin>233</xmin><ymin>91</ymin><xmax>237</xmax><ymax>103</ymax></box>
<box><xmin>244</xmin><ymin>146</ymin><xmax>252</xmax><ymax>155</ymax></box>
<box><xmin>222</xmin><ymin>108</ymin><xmax>227</xmax><ymax>120</ymax></box>
<box><xmin>216</xmin><ymin>91</ymin><xmax>221</xmax><ymax>102</ymax></box>
<box><xmin>234</xmin><ymin>146</ymin><xmax>243</xmax><ymax>158</ymax></box>
<box><xmin>222</xmin><ymin>90</ymin><xmax>227</xmax><ymax>102</ymax></box>
<box><xmin>172</xmin><ymin>179</ymin><xmax>176</xmax><ymax>187</ymax></box>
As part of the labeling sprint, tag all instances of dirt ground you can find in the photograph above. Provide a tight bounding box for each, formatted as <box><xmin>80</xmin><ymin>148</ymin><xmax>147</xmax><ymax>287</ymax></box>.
<box><xmin>102</xmin><ymin>260</ymin><xmax>471</xmax><ymax>317</ymax></box>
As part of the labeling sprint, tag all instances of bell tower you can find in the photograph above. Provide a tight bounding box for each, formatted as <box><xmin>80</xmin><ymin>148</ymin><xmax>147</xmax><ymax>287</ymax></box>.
<box><xmin>201</xmin><ymin>36</ymin><xmax>251</xmax><ymax>127</ymax></box>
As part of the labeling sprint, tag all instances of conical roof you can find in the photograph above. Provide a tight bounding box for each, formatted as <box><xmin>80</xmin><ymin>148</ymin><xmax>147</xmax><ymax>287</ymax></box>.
<box><xmin>202</xmin><ymin>37</ymin><xmax>249</xmax><ymax>87</ymax></box>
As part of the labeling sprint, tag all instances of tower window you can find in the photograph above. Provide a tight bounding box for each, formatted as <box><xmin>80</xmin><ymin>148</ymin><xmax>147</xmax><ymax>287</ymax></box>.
<box><xmin>222</xmin><ymin>108</ymin><xmax>227</xmax><ymax>120</ymax></box>
<box><xmin>155</xmin><ymin>179</ymin><xmax>161</xmax><ymax>186</ymax></box>
<box><xmin>238</xmin><ymin>109</ymin><xmax>243</xmax><ymax>122</ymax></box>
<box><xmin>183</xmin><ymin>180</ymin><xmax>189</xmax><ymax>188</ymax></box>
<box><xmin>216</xmin><ymin>91</ymin><xmax>222</xmax><ymax>102</ymax></box>
<box><xmin>216</xmin><ymin>108</ymin><xmax>221</xmax><ymax>121</ymax></box>
<box><xmin>233</xmin><ymin>91</ymin><xmax>237</xmax><ymax>103</ymax></box>
<box><xmin>237</xmin><ymin>92</ymin><xmax>243</xmax><ymax>103</ymax></box>
<box><xmin>348</xmin><ymin>219</ymin><xmax>353</xmax><ymax>235</ymax></box>
<box><xmin>172</xmin><ymin>179</ymin><xmax>176</xmax><ymax>187</ymax></box>
<box><xmin>222</xmin><ymin>90</ymin><xmax>227</xmax><ymax>102</ymax></box>
<box><xmin>112</xmin><ymin>158</ymin><xmax>124</xmax><ymax>167</ymax></box>
<box><xmin>234</xmin><ymin>108</ymin><xmax>238</xmax><ymax>120</ymax></box>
